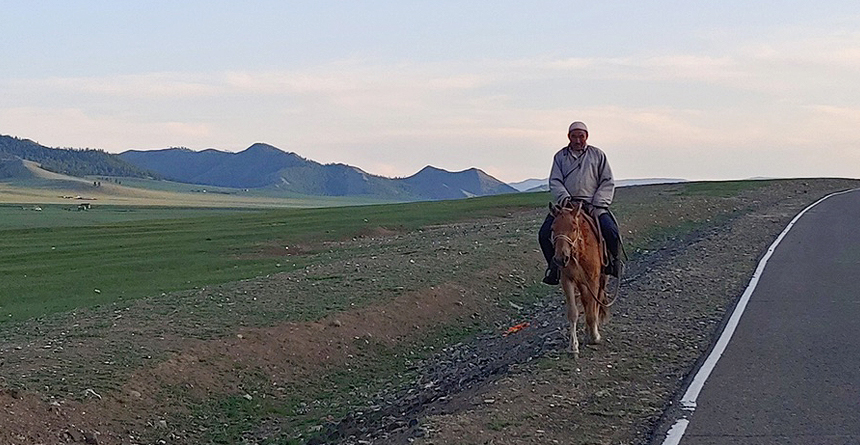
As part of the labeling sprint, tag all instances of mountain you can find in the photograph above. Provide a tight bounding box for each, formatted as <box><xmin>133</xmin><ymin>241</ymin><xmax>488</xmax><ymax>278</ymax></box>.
<box><xmin>119</xmin><ymin>143</ymin><xmax>517</xmax><ymax>200</ymax></box>
<box><xmin>118</xmin><ymin>147</ymin><xmax>228</xmax><ymax>184</ymax></box>
<box><xmin>508</xmin><ymin>178</ymin><xmax>546</xmax><ymax>192</ymax></box>
<box><xmin>0</xmin><ymin>155</ymin><xmax>32</xmax><ymax>179</ymax></box>
<box><xmin>0</xmin><ymin>135</ymin><xmax>155</xmax><ymax>179</ymax></box>
<box><xmin>1</xmin><ymin>134</ymin><xmax>517</xmax><ymax>201</ymax></box>
<box><xmin>403</xmin><ymin>166</ymin><xmax>516</xmax><ymax>200</ymax></box>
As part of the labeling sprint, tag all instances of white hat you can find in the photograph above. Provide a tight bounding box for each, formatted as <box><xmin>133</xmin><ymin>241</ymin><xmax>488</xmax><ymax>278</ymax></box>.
<box><xmin>568</xmin><ymin>121</ymin><xmax>588</xmax><ymax>134</ymax></box>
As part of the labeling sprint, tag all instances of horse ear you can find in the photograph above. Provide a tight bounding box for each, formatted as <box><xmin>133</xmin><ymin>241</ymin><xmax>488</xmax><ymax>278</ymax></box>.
<box><xmin>549</xmin><ymin>202</ymin><xmax>560</xmax><ymax>216</ymax></box>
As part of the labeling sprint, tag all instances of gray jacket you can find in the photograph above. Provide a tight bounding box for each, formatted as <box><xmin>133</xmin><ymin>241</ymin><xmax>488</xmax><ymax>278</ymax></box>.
<box><xmin>548</xmin><ymin>144</ymin><xmax>615</xmax><ymax>213</ymax></box>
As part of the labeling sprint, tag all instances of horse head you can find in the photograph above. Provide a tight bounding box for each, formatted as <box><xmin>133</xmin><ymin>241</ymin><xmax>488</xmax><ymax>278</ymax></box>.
<box><xmin>549</xmin><ymin>201</ymin><xmax>583</xmax><ymax>269</ymax></box>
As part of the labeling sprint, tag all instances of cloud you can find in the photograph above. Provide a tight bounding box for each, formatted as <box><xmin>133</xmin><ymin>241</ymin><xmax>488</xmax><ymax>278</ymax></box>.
<box><xmin>541</xmin><ymin>54</ymin><xmax>741</xmax><ymax>83</ymax></box>
<box><xmin>3</xmin><ymin>21</ymin><xmax>860</xmax><ymax>183</ymax></box>
<box><xmin>3</xmin><ymin>73</ymin><xmax>220</xmax><ymax>99</ymax></box>
<box><xmin>741</xmin><ymin>30</ymin><xmax>860</xmax><ymax>70</ymax></box>
<box><xmin>0</xmin><ymin>107</ymin><xmax>217</xmax><ymax>151</ymax></box>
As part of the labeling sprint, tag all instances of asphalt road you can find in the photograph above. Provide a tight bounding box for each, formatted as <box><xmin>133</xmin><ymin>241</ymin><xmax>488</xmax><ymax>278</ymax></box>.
<box><xmin>678</xmin><ymin>189</ymin><xmax>860</xmax><ymax>445</ymax></box>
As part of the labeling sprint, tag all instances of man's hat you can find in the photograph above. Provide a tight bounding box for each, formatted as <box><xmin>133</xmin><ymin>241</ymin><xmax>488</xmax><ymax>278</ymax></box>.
<box><xmin>568</xmin><ymin>121</ymin><xmax>588</xmax><ymax>134</ymax></box>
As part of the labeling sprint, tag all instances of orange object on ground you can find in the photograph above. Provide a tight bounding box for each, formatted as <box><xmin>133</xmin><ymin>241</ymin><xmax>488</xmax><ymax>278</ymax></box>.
<box><xmin>504</xmin><ymin>322</ymin><xmax>530</xmax><ymax>336</ymax></box>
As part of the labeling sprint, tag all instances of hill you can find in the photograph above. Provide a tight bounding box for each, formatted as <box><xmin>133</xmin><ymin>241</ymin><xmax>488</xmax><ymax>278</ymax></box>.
<box><xmin>0</xmin><ymin>156</ymin><xmax>32</xmax><ymax>180</ymax></box>
<box><xmin>508</xmin><ymin>177</ymin><xmax>546</xmax><ymax>191</ymax></box>
<box><xmin>1</xmin><ymin>134</ymin><xmax>517</xmax><ymax>202</ymax></box>
<box><xmin>404</xmin><ymin>165</ymin><xmax>516</xmax><ymax>200</ymax></box>
<box><xmin>120</xmin><ymin>143</ymin><xmax>518</xmax><ymax>200</ymax></box>
<box><xmin>0</xmin><ymin>135</ymin><xmax>155</xmax><ymax>179</ymax></box>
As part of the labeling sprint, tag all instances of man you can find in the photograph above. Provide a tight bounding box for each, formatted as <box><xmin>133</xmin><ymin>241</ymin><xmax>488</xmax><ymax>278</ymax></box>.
<box><xmin>538</xmin><ymin>121</ymin><xmax>621</xmax><ymax>285</ymax></box>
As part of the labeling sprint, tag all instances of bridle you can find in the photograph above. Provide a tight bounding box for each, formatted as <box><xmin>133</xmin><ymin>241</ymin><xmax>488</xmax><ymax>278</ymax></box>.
<box><xmin>551</xmin><ymin>233</ymin><xmax>579</xmax><ymax>249</ymax></box>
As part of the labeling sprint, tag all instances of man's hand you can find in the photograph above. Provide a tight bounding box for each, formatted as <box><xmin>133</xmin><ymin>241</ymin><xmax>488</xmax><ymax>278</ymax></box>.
<box><xmin>558</xmin><ymin>196</ymin><xmax>572</xmax><ymax>208</ymax></box>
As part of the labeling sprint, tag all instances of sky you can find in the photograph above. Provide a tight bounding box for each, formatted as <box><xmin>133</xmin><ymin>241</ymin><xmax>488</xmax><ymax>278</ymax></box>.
<box><xmin>2</xmin><ymin>1</ymin><xmax>859</xmax><ymax>183</ymax></box>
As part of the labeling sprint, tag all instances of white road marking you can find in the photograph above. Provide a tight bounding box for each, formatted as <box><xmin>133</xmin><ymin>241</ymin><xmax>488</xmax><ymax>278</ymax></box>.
<box><xmin>660</xmin><ymin>188</ymin><xmax>858</xmax><ymax>445</ymax></box>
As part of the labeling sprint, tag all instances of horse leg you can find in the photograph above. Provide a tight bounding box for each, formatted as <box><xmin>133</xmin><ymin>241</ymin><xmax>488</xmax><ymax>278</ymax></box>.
<box><xmin>562</xmin><ymin>278</ymin><xmax>580</xmax><ymax>356</ymax></box>
<box><xmin>581</xmin><ymin>281</ymin><xmax>602</xmax><ymax>345</ymax></box>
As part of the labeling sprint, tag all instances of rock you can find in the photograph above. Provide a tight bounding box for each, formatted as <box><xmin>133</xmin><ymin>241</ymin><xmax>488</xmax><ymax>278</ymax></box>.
<box><xmin>67</xmin><ymin>429</ymin><xmax>85</xmax><ymax>442</ymax></box>
<box><xmin>83</xmin><ymin>431</ymin><xmax>99</xmax><ymax>444</ymax></box>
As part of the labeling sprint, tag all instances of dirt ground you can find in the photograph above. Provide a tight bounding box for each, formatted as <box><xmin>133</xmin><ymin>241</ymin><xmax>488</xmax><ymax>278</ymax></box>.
<box><xmin>1</xmin><ymin>178</ymin><xmax>857</xmax><ymax>445</ymax></box>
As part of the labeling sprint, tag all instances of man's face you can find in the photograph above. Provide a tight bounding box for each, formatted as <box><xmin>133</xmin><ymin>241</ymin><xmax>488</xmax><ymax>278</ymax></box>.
<box><xmin>568</xmin><ymin>130</ymin><xmax>588</xmax><ymax>150</ymax></box>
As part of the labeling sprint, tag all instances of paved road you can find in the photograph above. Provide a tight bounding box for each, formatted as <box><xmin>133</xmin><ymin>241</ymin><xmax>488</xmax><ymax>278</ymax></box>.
<box><xmin>678</xmin><ymin>189</ymin><xmax>860</xmax><ymax>445</ymax></box>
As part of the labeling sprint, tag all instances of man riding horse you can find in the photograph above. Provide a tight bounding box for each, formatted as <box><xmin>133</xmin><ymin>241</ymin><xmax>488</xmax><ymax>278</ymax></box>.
<box><xmin>539</xmin><ymin>121</ymin><xmax>622</xmax><ymax>285</ymax></box>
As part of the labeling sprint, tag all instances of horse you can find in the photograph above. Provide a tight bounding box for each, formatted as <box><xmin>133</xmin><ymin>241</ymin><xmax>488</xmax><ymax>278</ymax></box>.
<box><xmin>550</xmin><ymin>200</ymin><xmax>609</xmax><ymax>356</ymax></box>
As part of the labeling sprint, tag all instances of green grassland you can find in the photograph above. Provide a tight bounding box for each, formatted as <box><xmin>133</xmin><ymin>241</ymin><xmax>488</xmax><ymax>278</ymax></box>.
<box><xmin>6</xmin><ymin>178</ymin><xmax>843</xmax><ymax>325</ymax></box>
<box><xmin>107</xmin><ymin>176</ymin><xmax>397</xmax><ymax>205</ymax></box>
<box><xmin>0</xmin><ymin>204</ymin><xmax>259</xmax><ymax>230</ymax></box>
<box><xmin>0</xmin><ymin>166</ymin><xmax>395</xmax><ymax>208</ymax></box>
<box><xmin>0</xmin><ymin>191</ymin><xmax>549</xmax><ymax>322</ymax></box>
<box><xmin>0</xmin><ymin>178</ymin><xmax>789</xmax><ymax>325</ymax></box>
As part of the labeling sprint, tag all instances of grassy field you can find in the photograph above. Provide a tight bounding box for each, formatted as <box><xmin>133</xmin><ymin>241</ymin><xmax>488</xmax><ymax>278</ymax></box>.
<box><xmin>0</xmin><ymin>178</ymin><xmax>783</xmax><ymax>324</ymax></box>
<box><xmin>0</xmin><ymin>191</ymin><xmax>549</xmax><ymax>322</ymax></box>
<box><xmin>0</xmin><ymin>204</ymin><xmax>260</xmax><ymax>229</ymax></box>
<box><xmin>0</xmin><ymin>179</ymin><xmax>785</xmax><ymax>324</ymax></box>
<box><xmin>0</xmin><ymin>171</ymin><xmax>391</xmax><ymax>208</ymax></box>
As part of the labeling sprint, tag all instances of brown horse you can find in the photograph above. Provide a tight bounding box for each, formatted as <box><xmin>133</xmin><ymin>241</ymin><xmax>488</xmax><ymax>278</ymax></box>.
<box><xmin>550</xmin><ymin>201</ymin><xmax>608</xmax><ymax>356</ymax></box>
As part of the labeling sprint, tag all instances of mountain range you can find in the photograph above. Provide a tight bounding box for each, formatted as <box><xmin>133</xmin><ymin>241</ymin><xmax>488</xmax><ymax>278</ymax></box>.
<box><xmin>0</xmin><ymin>135</ymin><xmax>518</xmax><ymax>201</ymax></box>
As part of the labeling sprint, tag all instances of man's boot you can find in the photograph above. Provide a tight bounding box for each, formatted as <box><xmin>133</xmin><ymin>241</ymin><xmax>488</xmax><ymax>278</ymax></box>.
<box><xmin>542</xmin><ymin>266</ymin><xmax>560</xmax><ymax>285</ymax></box>
<box><xmin>604</xmin><ymin>256</ymin><xmax>623</xmax><ymax>278</ymax></box>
